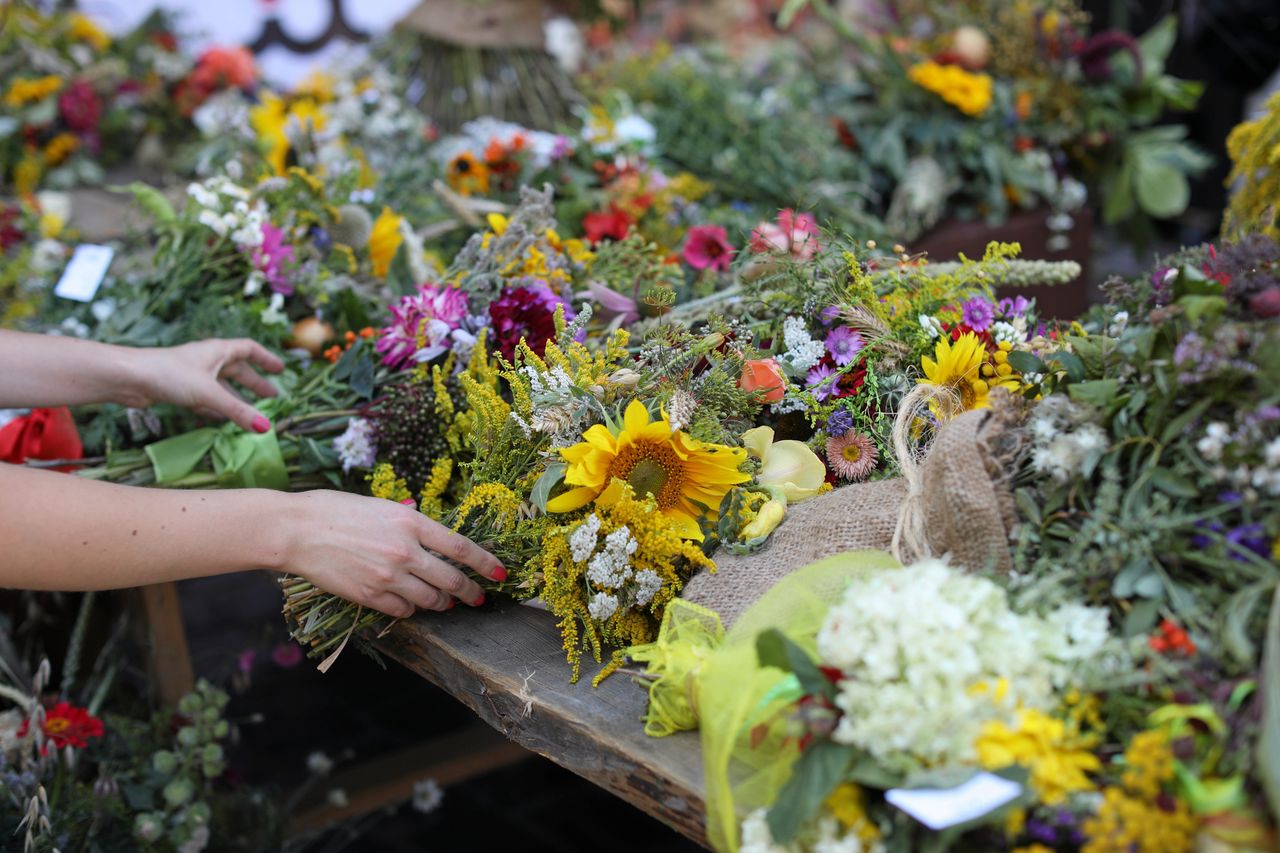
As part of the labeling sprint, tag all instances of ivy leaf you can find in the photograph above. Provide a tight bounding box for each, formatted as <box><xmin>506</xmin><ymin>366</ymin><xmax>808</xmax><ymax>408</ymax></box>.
<box><xmin>1068</xmin><ymin>379</ymin><xmax>1119</xmax><ymax>409</ymax></box>
<box><xmin>531</xmin><ymin>462</ymin><xmax>566</xmax><ymax>513</ymax></box>
<box><xmin>1047</xmin><ymin>351</ymin><xmax>1086</xmax><ymax>383</ymax></box>
<box><xmin>765</xmin><ymin>739</ymin><xmax>856</xmax><ymax>843</ymax></box>
<box><xmin>757</xmin><ymin>628</ymin><xmax>833</xmax><ymax>701</ymax></box>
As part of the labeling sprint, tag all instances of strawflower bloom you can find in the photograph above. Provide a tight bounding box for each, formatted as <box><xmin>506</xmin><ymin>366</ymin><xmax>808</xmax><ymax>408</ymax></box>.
<box><xmin>547</xmin><ymin>400</ymin><xmax>749</xmax><ymax>541</ymax></box>
<box><xmin>806</xmin><ymin>362</ymin><xmax>839</xmax><ymax>401</ymax></box>
<box><xmin>825</xmin><ymin>326</ymin><xmax>864</xmax><ymax>366</ymax></box>
<box><xmin>826</xmin><ymin>430</ymin><xmax>878</xmax><ymax>480</ymax></box>
<box><xmin>19</xmin><ymin>701</ymin><xmax>104</xmax><ymax>751</ymax></box>
<box><xmin>682</xmin><ymin>224</ymin><xmax>735</xmax><ymax>272</ymax></box>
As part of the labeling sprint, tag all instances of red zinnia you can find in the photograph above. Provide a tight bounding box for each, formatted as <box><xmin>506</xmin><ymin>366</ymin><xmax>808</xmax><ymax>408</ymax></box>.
<box><xmin>682</xmin><ymin>224</ymin><xmax>735</xmax><ymax>272</ymax></box>
<box><xmin>19</xmin><ymin>702</ymin><xmax>104</xmax><ymax>751</ymax></box>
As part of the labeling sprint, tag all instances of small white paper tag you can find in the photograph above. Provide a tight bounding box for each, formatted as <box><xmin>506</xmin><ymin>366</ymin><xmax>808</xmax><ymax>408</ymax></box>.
<box><xmin>54</xmin><ymin>244</ymin><xmax>114</xmax><ymax>302</ymax></box>
<box><xmin>885</xmin><ymin>772</ymin><xmax>1022</xmax><ymax>830</ymax></box>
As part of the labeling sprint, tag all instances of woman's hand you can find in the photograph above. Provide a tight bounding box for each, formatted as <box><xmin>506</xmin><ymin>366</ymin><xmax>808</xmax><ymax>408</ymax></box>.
<box><xmin>121</xmin><ymin>338</ymin><xmax>285</xmax><ymax>433</ymax></box>
<box><xmin>281</xmin><ymin>490</ymin><xmax>508</xmax><ymax>618</ymax></box>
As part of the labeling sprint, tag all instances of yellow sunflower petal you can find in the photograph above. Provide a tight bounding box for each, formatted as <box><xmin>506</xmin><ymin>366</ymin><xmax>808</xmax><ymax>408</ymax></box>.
<box><xmin>623</xmin><ymin>399</ymin><xmax>652</xmax><ymax>435</ymax></box>
<box><xmin>546</xmin><ymin>485</ymin><xmax>600</xmax><ymax>513</ymax></box>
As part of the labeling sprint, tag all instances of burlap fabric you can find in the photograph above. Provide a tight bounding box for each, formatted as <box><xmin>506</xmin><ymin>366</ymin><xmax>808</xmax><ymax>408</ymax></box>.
<box><xmin>683</xmin><ymin>399</ymin><xmax>1026</xmax><ymax>628</ymax></box>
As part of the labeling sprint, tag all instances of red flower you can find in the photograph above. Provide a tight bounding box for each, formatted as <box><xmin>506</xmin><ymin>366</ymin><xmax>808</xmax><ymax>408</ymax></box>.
<box><xmin>488</xmin><ymin>285</ymin><xmax>576</xmax><ymax>363</ymax></box>
<box><xmin>18</xmin><ymin>702</ymin><xmax>104</xmax><ymax>751</ymax></box>
<box><xmin>0</xmin><ymin>407</ymin><xmax>83</xmax><ymax>470</ymax></box>
<box><xmin>582</xmin><ymin>206</ymin><xmax>634</xmax><ymax>244</ymax></box>
<box><xmin>0</xmin><ymin>206</ymin><xmax>24</xmax><ymax>253</ymax></box>
<box><xmin>58</xmin><ymin>81</ymin><xmax>102</xmax><ymax>133</ymax></box>
<box><xmin>682</xmin><ymin>224</ymin><xmax>735</xmax><ymax>272</ymax></box>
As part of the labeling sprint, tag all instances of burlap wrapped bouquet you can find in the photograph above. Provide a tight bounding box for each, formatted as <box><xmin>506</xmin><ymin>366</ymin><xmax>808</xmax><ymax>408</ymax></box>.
<box><xmin>683</xmin><ymin>392</ymin><xmax>1028</xmax><ymax>626</ymax></box>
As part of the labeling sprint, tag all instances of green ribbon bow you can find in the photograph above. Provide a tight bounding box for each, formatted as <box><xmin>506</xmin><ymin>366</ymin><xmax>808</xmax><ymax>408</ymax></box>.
<box><xmin>144</xmin><ymin>420</ymin><xmax>288</xmax><ymax>490</ymax></box>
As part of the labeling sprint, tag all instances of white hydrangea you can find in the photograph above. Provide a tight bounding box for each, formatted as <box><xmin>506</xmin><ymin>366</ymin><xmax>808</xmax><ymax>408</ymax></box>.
<box><xmin>777</xmin><ymin>316</ymin><xmax>825</xmax><ymax>375</ymax></box>
<box><xmin>815</xmin><ymin>559</ymin><xmax>1108</xmax><ymax>774</ymax></box>
<box><xmin>568</xmin><ymin>513</ymin><xmax>601</xmax><ymax>563</ymax></box>
<box><xmin>332</xmin><ymin>418</ymin><xmax>377</xmax><ymax>473</ymax></box>
<box><xmin>588</xmin><ymin>592</ymin><xmax>619</xmax><ymax>621</ymax></box>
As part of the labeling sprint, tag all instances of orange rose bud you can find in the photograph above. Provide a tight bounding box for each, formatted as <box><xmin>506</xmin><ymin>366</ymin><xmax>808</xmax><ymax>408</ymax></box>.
<box><xmin>740</xmin><ymin>358</ymin><xmax>787</xmax><ymax>403</ymax></box>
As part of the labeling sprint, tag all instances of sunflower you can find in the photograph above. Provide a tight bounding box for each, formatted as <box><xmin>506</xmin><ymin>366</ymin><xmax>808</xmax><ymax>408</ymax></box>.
<box><xmin>547</xmin><ymin>400</ymin><xmax>749</xmax><ymax>540</ymax></box>
<box><xmin>367</xmin><ymin>207</ymin><xmax>403</xmax><ymax>279</ymax></box>
<box><xmin>446</xmin><ymin>151</ymin><xmax>491</xmax><ymax>197</ymax></box>
<box><xmin>918</xmin><ymin>332</ymin><xmax>1015</xmax><ymax>414</ymax></box>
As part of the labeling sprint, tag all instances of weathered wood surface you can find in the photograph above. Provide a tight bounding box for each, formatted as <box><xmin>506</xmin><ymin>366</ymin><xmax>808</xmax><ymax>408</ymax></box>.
<box><xmin>374</xmin><ymin>602</ymin><xmax>708</xmax><ymax>846</ymax></box>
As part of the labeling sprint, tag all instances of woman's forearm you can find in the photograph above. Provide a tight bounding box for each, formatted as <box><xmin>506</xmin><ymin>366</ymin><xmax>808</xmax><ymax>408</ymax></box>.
<box><xmin>0</xmin><ymin>462</ymin><xmax>291</xmax><ymax>590</ymax></box>
<box><xmin>0</xmin><ymin>331</ymin><xmax>146</xmax><ymax>409</ymax></box>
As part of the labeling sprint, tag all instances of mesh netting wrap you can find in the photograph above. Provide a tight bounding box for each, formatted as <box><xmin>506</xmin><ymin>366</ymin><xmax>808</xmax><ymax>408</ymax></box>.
<box><xmin>683</xmin><ymin>391</ymin><xmax>1028</xmax><ymax>628</ymax></box>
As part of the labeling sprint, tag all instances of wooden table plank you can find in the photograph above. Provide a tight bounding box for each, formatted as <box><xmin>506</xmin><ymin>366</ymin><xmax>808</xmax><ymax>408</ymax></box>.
<box><xmin>374</xmin><ymin>601</ymin><xmax>708</xmax><ymax>846</ymax></box>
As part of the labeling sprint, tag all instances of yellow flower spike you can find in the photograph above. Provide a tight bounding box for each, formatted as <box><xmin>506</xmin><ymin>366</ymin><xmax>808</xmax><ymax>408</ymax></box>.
<box><xmin>742</xmin><ymin>426</ymin><xmax>827</xmax><ymax>503</ymax></box>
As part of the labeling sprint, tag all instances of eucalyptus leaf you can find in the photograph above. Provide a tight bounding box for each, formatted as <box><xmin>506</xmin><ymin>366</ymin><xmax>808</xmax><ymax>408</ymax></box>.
<box><xmin>531</xmin><ymin>462</ymin><xmax>567</xmax><ymax>512</ymax></box>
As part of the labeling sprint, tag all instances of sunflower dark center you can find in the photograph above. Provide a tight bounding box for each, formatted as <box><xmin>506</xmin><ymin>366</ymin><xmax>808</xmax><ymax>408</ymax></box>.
<box><xmin>609</xmin><ymin>440</ymin><xmax>684</xmax><ymax>507</ymax></box>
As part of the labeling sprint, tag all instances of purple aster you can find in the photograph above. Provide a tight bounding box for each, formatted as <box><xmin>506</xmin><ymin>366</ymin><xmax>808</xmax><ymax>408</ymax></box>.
<box><xmin>961</xmin><ymin>297</ymin><xmax>995</xmax><ymax>331</ymax></box>
<box><xmin>806</xmin><ymin>363</ymin><xmax>839</xmax><ymax>401</ymax></box>
<box><xmin>1026</xmin><ymin>819</ymin><xmax>1058</xmax><ymax>844</ymax></box>
<box><xmin>826</xmin><ymin>408</ymin><xmax>854</xmax><ymax>436</ymax></box>
<box><xmin>825</xmin><ymin>326</ymin><xmax>864</xmax><ymax>366</ymax></box>
<box><xmin>820</xmin><ymin>305</ymin><xmax>842</xmax><ymax>325</ymax></box>
<box><xmin>1226</xmin><ymin>523</ymin><xmax>1269</xmax><ymax>561</ymax></box>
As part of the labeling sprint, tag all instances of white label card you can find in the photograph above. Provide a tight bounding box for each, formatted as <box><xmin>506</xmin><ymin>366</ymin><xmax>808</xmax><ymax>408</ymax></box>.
<box><xmin>885</xmin><ymin>772</ymin><xmax>1022</xmax><ymax>831</ymax></box>
<box><xmin>54</xmin><ymin>244</ymin><xmax>114</xmax><ymax>302</ymax></box>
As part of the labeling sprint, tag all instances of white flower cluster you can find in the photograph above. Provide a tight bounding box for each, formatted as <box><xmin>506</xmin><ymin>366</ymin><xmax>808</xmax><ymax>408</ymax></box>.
<box><xmin>778</xmin><ymin>316</ymin><xmax>825</xmax><ymax>375</ymax></box>
<box><xmin>990</xmin><ymin>321</ymin><xmax>1021</xmax><ymax>346</ymax></box>
<box><xmin>740</xmin><ymin>809</ymin><xmax>882</xmax><ymax>853</ymax></box>
<box><xmin>815</xmin><ymin>558</ymin><xmax>1109</xmax><ymax>775</ymax></box>
<box><xmin>1028</xmin><ymin>396</ymin><xmax>1108</xmax><ymax>484</ymax></box>
<box><xmin>918</xmin><ymin>314</ymin><xmax>943</xmax><ymax>339</ymax></box>
<box><xmin>568</xmin><ymin>513</ymin><xmax>664</xmax><ymax>623</ymax></box>
<box><xmin>581</xmin><ymin>111</ymin><xmax>657</xmax><ymax>155</ymax></box>
<box><xmin>332</xmin><ymin>418</ymin><xmax>378</xmax><ymax>473</ymax></box>
<box><xmin>188</xmin><ymin>176</ymin><xmax>267</xmax><ymax>248</ymax></box>
<box><xmin>1198</xmin><ymin>420</ymin><xmax>1280</xmax><ymax>496</ymax></box>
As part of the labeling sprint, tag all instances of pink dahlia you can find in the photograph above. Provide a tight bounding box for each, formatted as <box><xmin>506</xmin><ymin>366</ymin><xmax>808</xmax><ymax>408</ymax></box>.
<box><xmin>58</xmin><ymin>81</ymin><xmax>102</xmax><ymax>133</ymax></box>
<box><xmin>826</xmin><ymin>431</ymin><xmax>878</xmax><ymax>481</ymax></box>
<box><xmin>488</xmin><ymin>284</ymin><xmax>576</xmax><ymax>363</ymax></box>
<box><xmin>749</xmin><ymin>209</ymin><xmax>820</xmax><ymax>260</ymax></box>
<box><xmin>683</xmin><ymin>224</ymin><xmax>735</xmax><ymax>272</ymax></box>
<box><xmin>376</xmin><ymin>283</ymin><xmax>470</xmax><ymax>369</ymax></box>
<box><xmin>252</xmin><ymin>222</ymin><xmax>296</xmax><ymax>295</ymax></box>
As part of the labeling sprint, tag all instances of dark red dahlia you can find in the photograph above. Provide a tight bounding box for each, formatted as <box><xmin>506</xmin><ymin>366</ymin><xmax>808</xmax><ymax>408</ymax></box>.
<box><xmin>58</xmin><ymin>81</ymin><xmax>102</xmax><ymax>133</ymax></box>
<box><xmin>488</xmin><ymin>285</ymin><xmax>576</xmax><ymax>363</ymax></box>
<box><xmin>18</xmin><ymin>701</ymin><xmax>104</xmax><ymax>751</ymax></box>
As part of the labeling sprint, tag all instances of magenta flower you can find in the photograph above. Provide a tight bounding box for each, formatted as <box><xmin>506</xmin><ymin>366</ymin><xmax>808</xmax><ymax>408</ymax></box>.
<box><xmin>825</xmin><ymin>326</ymin><xmax>864</xmax><ymax>366</ymax></box>
<box><xmin>961</xmin><ymin>297</ymin><xmax>995</xmax><ymax>332</ymax></box>
<box><xmin>376</xmin><ymin>283</ymin><xmax>470</xmax><ymax>369</ymax></box>
<box><xmin>683</xmin><ymin>224</ymin><xmax>735</xmax><ymax>272</ymax></box>
<box><xmin>271</xmin><ymin>643</ymin><xmax>303</xmax><ymax>668</ymax></box>
<box><xmin>252</xmin><ymin>222</ymin><xmax>296</xmax><ymax>295</ymax></box>
<box><xmin>488</xmin><ymin>283</ymin><xmax>577</xmax><ymax>363</ymax></box>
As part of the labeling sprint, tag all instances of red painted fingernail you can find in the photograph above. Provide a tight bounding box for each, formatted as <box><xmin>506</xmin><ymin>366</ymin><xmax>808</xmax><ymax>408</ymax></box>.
<box><xmin>399</xmin><ymin>498</ymin><xmax>416</xmax><ymax>506</ymax></box>
<box><xmin>472</xmin><ymin>594</ymin><xmax>486</xmax><ymax>607</ymax></box>
<box><xmin>251</xmin><ymin>414</ymin><xmax>271</xmax><ymax>433</ymax></box>
<box><xmin>492</xmin><ymin>565</ymin><xmax>508</xmax><ymax>582</ymax></box>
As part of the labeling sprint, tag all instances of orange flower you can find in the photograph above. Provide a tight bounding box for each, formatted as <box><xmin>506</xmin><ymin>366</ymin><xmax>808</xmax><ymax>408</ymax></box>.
<box><xmin>740</xmin><ymin>358</ymin><xmax>787</xmax><ymax>403</ymax></box>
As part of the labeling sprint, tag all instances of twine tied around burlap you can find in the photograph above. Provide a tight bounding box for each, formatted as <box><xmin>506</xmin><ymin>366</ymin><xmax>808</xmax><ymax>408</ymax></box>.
<box><xmin>682</xmin><ymin>388</ymin><xmax>1029</xmax><ymax>627</ymax></box>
